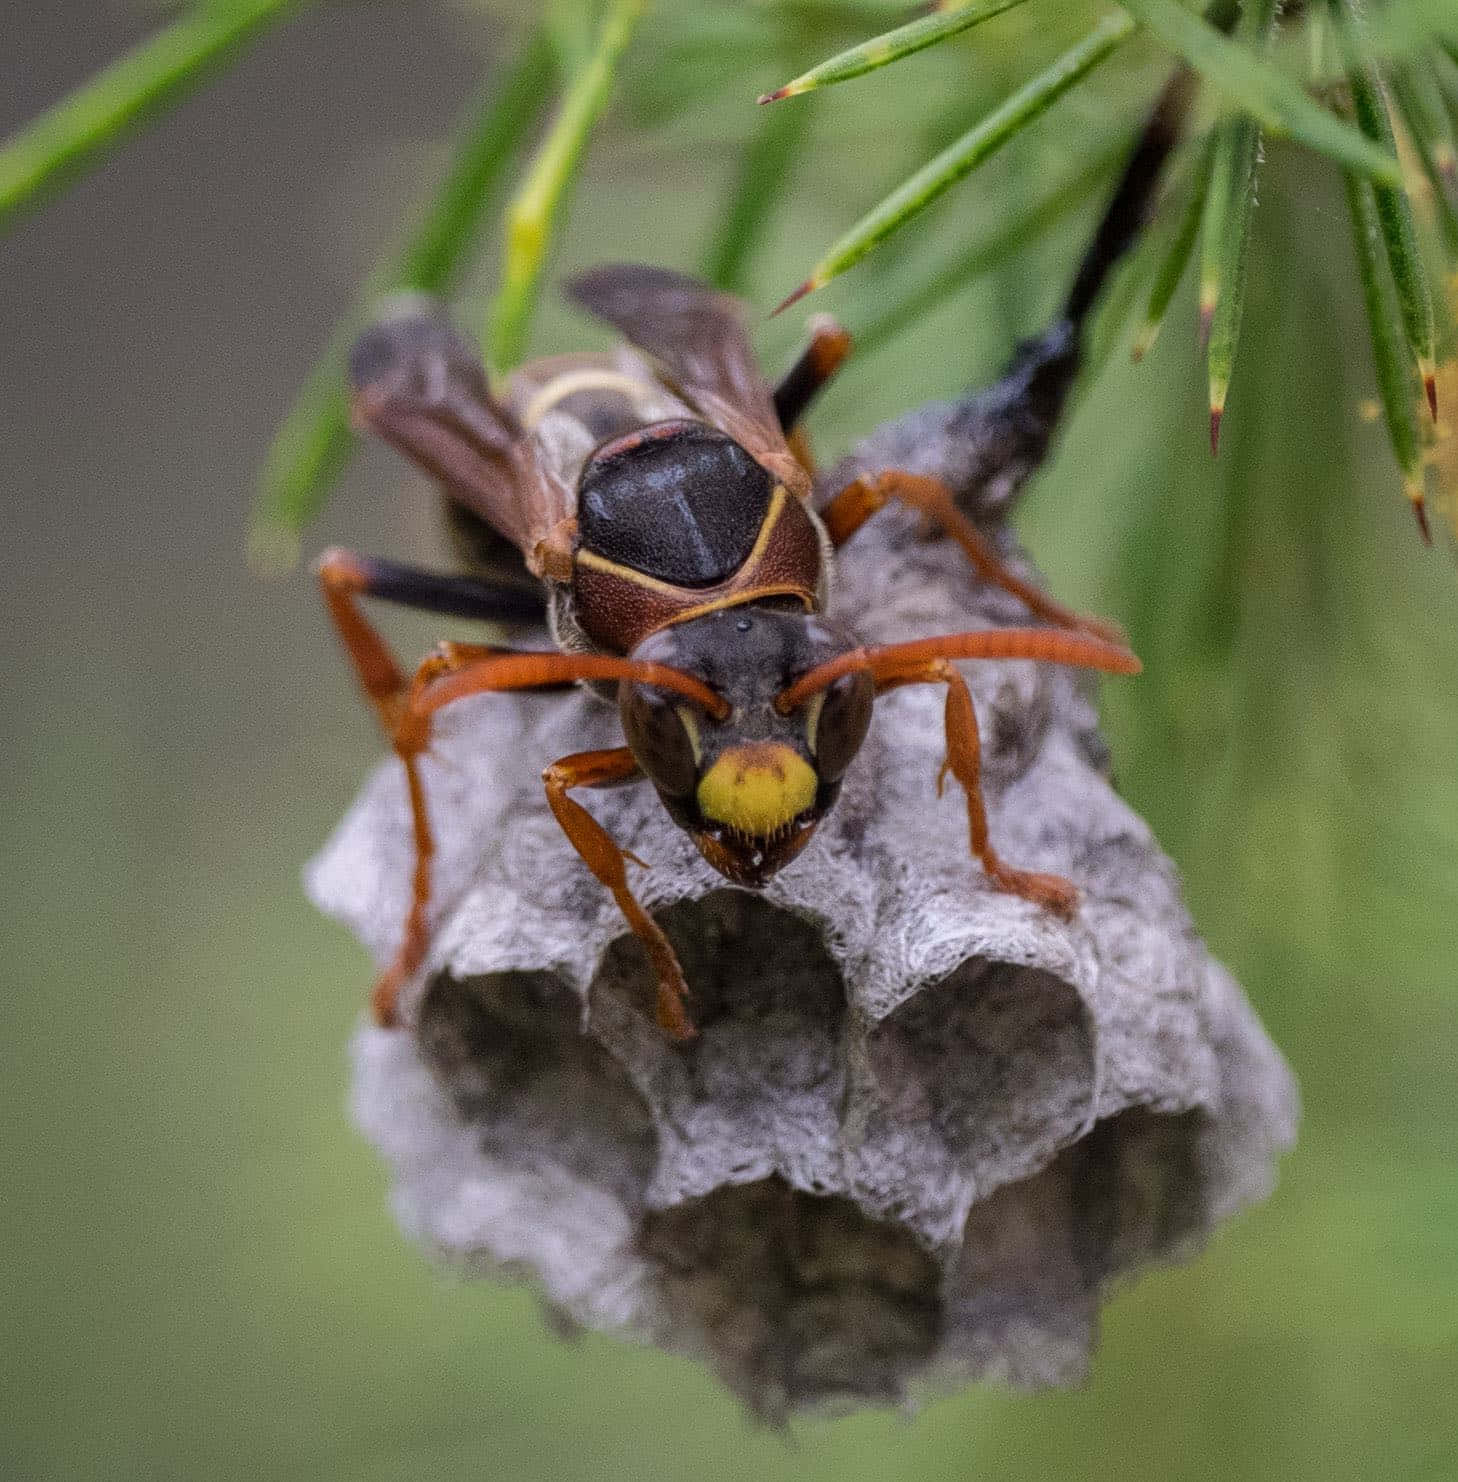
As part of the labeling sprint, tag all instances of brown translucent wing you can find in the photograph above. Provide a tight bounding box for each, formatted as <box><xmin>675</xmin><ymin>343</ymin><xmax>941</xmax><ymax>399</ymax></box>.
<box><xmin>349</xmin><ymin>312</ymin><xmax>573</xmax><ymax>559</ymax></box>
<box><xmin>564</xmin><ymin>265</ymin><xmax>809</xmax><ymax>497</ymax></box>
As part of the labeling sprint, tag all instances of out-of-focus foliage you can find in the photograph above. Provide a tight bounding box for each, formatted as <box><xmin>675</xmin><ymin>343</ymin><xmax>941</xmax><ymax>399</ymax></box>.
<box><xmin>4</xmin><ymin>0</ymin><xmax>1455</xmax><ymax>542</ymax></box>
<box><xmin>0</xmin><ymin>0</ymin><xmax>300</xmax><ymax>228</ymax></box>
<box><xmin>249</xmin><ymin>26</ymin><xmax>557</xmax><ymax>565</ymax></box>
<box><xmin>3</xmin><ymin>3</ymin><xmax>1457</xmax><ymax>1480</ymax></box>
<box><xmin>490</xmin><ymin>0</ymin><xmax>643</xmax><ymax>371</ymax></box>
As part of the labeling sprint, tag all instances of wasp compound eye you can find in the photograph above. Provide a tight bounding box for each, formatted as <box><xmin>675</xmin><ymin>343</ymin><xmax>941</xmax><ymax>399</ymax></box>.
<box><xmin>620</xmin><ymin>684</ymin><xmax>699</xmax><ymax>799</ymax></box>
<box><xmin>806</xmin><ymin>670</ymin><xmax>874</xmax><ymax>784</ymax></box>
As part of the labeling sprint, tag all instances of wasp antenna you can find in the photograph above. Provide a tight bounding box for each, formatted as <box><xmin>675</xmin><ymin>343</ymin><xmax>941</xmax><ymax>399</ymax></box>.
<box><xmin>778</xmin><ymin>628</ymin><xmax>1140</xmax><ymax>714</ymax></box>
<box><xmin>416</xmin><ymin>650</ymin><xmax>731</xmax><ymax>723</ymax></box>
<box><xmin>775</xmin><ymin>649</ymin><xmax>872</xmax><ymax>713</ymax></box>
<box><xmin>1209</xmin><ymin>403</ymin><xmax>1223</xmax><ymax>457</ymax></box>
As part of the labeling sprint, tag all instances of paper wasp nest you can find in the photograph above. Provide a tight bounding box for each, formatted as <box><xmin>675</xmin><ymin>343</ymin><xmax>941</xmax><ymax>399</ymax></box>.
<box><xmin>309</xmin><ymin>410</ymin><xmax>1298</xmax><ymax>1417</ymax></box>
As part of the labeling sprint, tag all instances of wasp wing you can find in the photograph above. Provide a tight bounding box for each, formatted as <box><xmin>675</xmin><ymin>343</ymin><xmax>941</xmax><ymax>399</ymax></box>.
<box><xmin>564</xmin><ymin>265</ymin><xmax>809</xmax><ymax>497</ymax></box>
<box><xmin>349</xmin><ymin>312</ymin><xmax>573</xmax><ymax>562</ymax></box>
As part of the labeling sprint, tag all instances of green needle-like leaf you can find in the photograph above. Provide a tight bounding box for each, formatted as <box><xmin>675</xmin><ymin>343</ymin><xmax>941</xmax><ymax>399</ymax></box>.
<box><xmin>0</xmin><ymin>0</ymin><xmax>303</xmax><ymax>231</ymax></box>
<box><xmin>1198</xmin><ymin>118</ymin><xmax>1239</xmax><ymax>344</ymax></box>
<box><xmin>491</xmin><ymin>0</ymin><xmax>644</xmax><ymax>373</ymax></box>
<box><xmin>776</xmin><ymin>12</ymin><xmax>1136</xmax><ymax>310</ymax></box>
<box><xmin>1343</xmin><ymin>167</ymin><xmax>1427</xmax><ymax>531</ymax></box>
<box><xmin>1203</xmin><ymin>0</ymin><xmax>1277</xmax><ymax>452</ymax></box>
<box><xmin>703</xmin><ymin>94</ymin><xmax>818</xmax><ymax>293</ymax></box>
<box><xmin>248</xmin><ymin>29</ymin><xmax>556</xmax><ymax>564</ymax></box>
<box><xmin>1355</xmin><ymin>2</ymin><xmax>1458</xmax><ymax>69</ymax></box>
<box><xmin>855</xmin><ymin>132</ymin><xmax>1130</xmax><ymax>354</ymax></box>
<box><xmin>1132</xmin><ymin>134</ymin><xmax>1213</xmax><ymax>361</ymax></box>
<box><xmin>758</xmin><ymin>0</ymin><xmax>1032</xmax><ymax>104</ymax></box>
<box><xmin>1115</xmin><ymin>0</ymin><xmax>1401</xmax><ymax>184</ymax></box>
<box><xmin>1391</xmin><ymin>65</ymin><xmax>1458</xmax><ymax>265</ymax></box>
<box><xmin>1331</xmin><ymin>0</ymin><xmax>1440</xmax><ymax>417</ymax></box>
<box><xmin>1436</xmin><ymin>56</ymin><xmax>1458</xmax><ymax>185</ymax></box>
<box><xmin>1395</xmin><ymin>61</ymin><xmax>1458</xmax><ymax>192</ymax></box>
<box><xmin>1202</xmin><ymin>114</ymin><xmax>1258</xmax><ymax>453</ymax></box>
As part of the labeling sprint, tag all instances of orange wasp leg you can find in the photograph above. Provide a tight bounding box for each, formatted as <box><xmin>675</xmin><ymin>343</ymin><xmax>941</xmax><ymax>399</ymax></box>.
<box><xmin>542</xmin><ymin>749</ymin><xmax>696</xmax><ymax>1042</ymax></box>
<box><xmin>368</xmin><ymin>650</ymin><xmax>725</xmax><ymax>1031</ymax></box>
<box><xmin>318</xmin><ymin>545</ymin><xmax>727</xmax><ymax>1029</ymax></box>
<box><xmin>779</xmin><ymin>627</ymin><xmax>1142</xmax><ymax>918</ymax></box>
<box><xmin>818</xmin><ymin>470</ymin><xmax>1123</xmax><ymax>645</ymax></box>
<box><xmin>317</xmin><ymin>548</ymin><xmax>532</xmax><ymax>1025</ymax></box>
<box><xmin>317</xmin><ymin>547</ymin><xmax>543</xmax><ymax>726</ymax></box>
<box><xmin>317</xmin><ymin>548</ymin><xmax>411</xmax><ymax>730</ymax></box>
<box><xmin>368</xmin><ymin>640</ymin><xmax>517</xmax><ymax>1028</ymax></box>
<box><xmin>895</xmin><ymin>658</ymin><xmax>1078</xmax><ymax>916</ymax></box>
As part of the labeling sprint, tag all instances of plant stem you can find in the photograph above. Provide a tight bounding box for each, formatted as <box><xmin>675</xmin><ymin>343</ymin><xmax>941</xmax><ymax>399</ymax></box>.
<box><xmin>249</xmin><ymin>27</ymin><xmax>556</xmax><ymax>562</ymax></box>
<box><xmin>490</xmin><ymin>0</ymin><xmax>644</xmax><ymax>372</ymax></box>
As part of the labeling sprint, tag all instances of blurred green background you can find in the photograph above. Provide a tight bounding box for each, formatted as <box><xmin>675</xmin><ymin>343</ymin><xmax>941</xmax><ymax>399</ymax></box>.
<box><xmin>3</xmin><ymin>3</ymin><xmax>1456</xmax><ymax>1479</ymax></box>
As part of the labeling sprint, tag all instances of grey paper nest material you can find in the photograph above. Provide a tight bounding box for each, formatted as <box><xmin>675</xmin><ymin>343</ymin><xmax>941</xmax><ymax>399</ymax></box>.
<box><xmin>309</xmin><ymin>484</ymin><xmax>1297</xmax><ymax>1419</ymax></box>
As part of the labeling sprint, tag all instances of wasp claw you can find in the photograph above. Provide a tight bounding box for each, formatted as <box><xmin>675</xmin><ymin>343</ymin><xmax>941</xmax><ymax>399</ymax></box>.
<box><xmin>985</xmin><ymin>863</ymin><xmax>1080</xmax><ymax>919</ymax></box>
<box><xmin>655</xmin><ymin>982</ymin><xmax>698</xmax><ymax>1041</ymax></box>
<box><xmin>370</xmin><ymin>966</ymin><xmax>406</xmax><ymax>1028</ymax></box>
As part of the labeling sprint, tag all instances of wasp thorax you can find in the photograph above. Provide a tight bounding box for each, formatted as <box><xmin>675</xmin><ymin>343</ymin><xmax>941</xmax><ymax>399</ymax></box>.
<box><xmin>568</xmin><ymin>419</ymin><xmax>825</xmax><ymax>655</ymax></box>
<box><xmin>578</xmin><ymin>421</ymin><xmax>773</xmax><ymax>588</ymax></box>
<box><xmin>620</xmin><ymin>608</ymin><xmax>871</xmax><ymax>886</ymax></box>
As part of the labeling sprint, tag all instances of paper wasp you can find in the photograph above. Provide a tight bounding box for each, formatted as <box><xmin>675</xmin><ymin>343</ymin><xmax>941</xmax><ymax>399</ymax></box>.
<box><xmin>319</xmin><ymin>79</ymin><xmax>1187</xmax><ymax>1039</ymax></box>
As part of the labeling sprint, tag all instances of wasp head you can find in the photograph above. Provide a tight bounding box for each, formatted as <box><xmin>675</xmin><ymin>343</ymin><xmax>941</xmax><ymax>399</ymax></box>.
<box><xmin>619</xmin><ymin>607</ymin><xmax>872</xmax><ymax>886</ymax></box>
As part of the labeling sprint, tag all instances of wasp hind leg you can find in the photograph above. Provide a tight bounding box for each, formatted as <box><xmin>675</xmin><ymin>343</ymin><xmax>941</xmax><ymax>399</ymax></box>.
<box><xmin>369</xmin><ymin>639</ymin><xmax>516</xmax><ymax>1027</ymax></box>
<box><xmin>317</xmin><ymin>549</ymin><xmax>544</xmax><ymax>717</ymax></box>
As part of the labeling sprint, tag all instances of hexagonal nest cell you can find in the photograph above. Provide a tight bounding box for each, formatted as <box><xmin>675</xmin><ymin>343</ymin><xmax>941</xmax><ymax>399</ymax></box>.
<box><xmin>313</xmin><ymin>498</ymin><xmax>1297</xmax><ymax>1418</ymax></box>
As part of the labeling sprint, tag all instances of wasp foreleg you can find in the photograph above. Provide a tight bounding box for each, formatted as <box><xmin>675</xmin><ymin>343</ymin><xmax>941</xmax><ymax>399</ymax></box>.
<box><xmin>367</xmin><ymin>651</ymin><xmax>721</xmax><ymax>1029</ymax></box>
<box><xmin>865</xmin><ymin>632</ymin><xmax>1140</xmax><ymax>912</ymax></box>
<box><xmin>542</xmin><ymin>749</ymin><xmax>696</xmax><ymax>1041</ymax></box>
<box><xmin>923</xmin><ymin>658</ymin><xmax>1077</xmax><ymax>916</ymax></box>
<box><xmin>779</xmin><ymin>627</ymin><xmax>1141</xmax><ymax>917</ymax></box>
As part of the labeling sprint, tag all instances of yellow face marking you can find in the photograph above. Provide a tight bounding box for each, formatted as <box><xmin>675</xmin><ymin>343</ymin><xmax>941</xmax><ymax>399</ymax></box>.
<box><xmin>696</xmin><ymin>742</ymin><xmax>818</xmax><ymax>839</ymax></box>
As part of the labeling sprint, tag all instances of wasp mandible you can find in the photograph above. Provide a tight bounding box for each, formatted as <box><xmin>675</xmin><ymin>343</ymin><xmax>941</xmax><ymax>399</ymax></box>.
<box><xmin>319</xmin><ymin>78</ymin><xmax>1188</xmax><ymax>1038</ymax></box>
